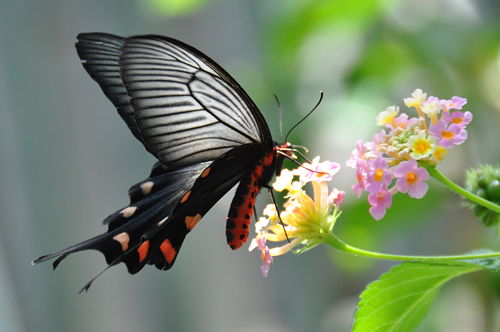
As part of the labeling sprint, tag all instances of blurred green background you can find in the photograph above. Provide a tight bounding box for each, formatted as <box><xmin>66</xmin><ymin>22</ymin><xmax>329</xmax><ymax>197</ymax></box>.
<box><xmin>1</xmin><ymin>0</ymin><xmax>500</xmax><ymax>331</ymax></box>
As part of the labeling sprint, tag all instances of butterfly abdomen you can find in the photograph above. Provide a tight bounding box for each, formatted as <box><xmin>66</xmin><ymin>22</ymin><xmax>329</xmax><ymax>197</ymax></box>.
<box><xmin>226</xmin><ymin>149</ymin><xmax>276</xmax><ymax>250</ymax></box>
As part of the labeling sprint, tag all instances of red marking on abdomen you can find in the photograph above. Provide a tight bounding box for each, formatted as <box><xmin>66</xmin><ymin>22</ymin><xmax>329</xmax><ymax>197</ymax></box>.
<box><xmin>226</xmin><ymin>149</ymin><xmax>276</xmax><ymax>250</ymax></box>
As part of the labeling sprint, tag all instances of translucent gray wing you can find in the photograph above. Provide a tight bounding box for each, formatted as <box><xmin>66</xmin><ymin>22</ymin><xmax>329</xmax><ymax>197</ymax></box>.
<box><xmin>76</xmin><ymin>33</ymin><xmax>271</xmax><ymax>168</ymax></box>
<box><xmin>75</xmin><ymin>33</ymin><xmax>146</xmax><ymax>147</ymax></box>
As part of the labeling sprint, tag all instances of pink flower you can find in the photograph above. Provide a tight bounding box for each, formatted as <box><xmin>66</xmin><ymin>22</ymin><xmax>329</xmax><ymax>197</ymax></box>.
<box><xmin>261</xmin><ymin>246</ymin><xmax>273</xmax><ymax>277</ymax></box>
<box><xmin>429</xmin><ymin>120</ymin><xmax>468</xmax><ymax>148</ymax></box>
<box><xmin>393</xmin><ymin>159</ymin><xmax>429</xmax><ymax>199</ymax></box>
<box><xmin>424</xmin><ymin>96</ymin><xmax>467</xmax><ymax>111</ymax></box>
<box><xmin>296</xmin><ymin>157</ymin><xmax>340</xmax><ymax>183</ymax></box>
<box><xmin>390</xmin><ymin>113</ymin><xmax>418</xmax><ymax>131</ymax></box>
<box><xmin>249</xmin><ymin>234</ymin><xmax>274</xmax><ymax>277</ymax></box>
<box><xmin>442</xmin><ymin>111</ymin><xmax>473</xmax><ymax>128</ymax></box>
<box><xmin>327</xmin><ymin>188</ymin><xmax>345</xmax><ymax>209</ymax></box>
<box><xmin>368</xmin><ymin>188</ymin><xmax>393</xmax><ymax>220</ymax></box>
<box><xmin>422</xmin><ymin>96</ymin><xmax>440</xmax><ymax>105</ymax></box>
<box><xmin>353</xmin><ymin>166</ymin><xmax>367</xmax><ymax>198</ymax></box>
<box><xmin>365</xmin><ymin>157</ymin><xmax>392</xmax><ymax>194</ymax></box>
<box><xmin>443</xmin><ymin>96</ymin><xmax>467</xmax><ymax>110</ymax></box>
<box><xmin>347</xmin><ymin>140</ymin><xmax>368</xmax><ymax>169</ymax></box>
<box><xmin>366</xmin><ymin>130</ymin><xmax>387</xmax><ymax>155</ymax></box>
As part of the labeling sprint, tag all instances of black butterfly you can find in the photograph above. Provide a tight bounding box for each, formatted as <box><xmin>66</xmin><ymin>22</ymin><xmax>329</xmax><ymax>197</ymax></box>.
<box><xmin>32</xmin><ymin>33</ymin><xmax>299</xmax><ymax>291</ymax></box>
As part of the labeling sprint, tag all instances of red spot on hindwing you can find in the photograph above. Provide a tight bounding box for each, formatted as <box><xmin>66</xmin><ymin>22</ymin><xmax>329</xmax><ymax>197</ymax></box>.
<box><xmin>137</xmin><ymin>240</ymin><xmax>150</xmax><ymax>263</ymax></box>
<box><xmin>160</xmin><ymin>239</ymin><xmax>176</xmax><ymax>264</ymax></box>
<box><xmin>185</xmin><ymin>214</ymin><xmax>202</xmax><ymax>231</ymax></box>
<box><xmin>180</xmin><ymin>191</ymin><xmax>191</xmax><ymax>203</ymax></box>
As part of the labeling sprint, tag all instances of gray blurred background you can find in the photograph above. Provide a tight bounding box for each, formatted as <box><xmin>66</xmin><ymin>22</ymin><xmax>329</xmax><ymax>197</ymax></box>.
<box><xmin>1</xmin><ymin>0</ymin><xmax>500</xmax><ymax>331</ymax></box>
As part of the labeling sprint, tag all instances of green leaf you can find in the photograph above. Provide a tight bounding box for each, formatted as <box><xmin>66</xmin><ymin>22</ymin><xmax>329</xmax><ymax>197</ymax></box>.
<box><xmin>460</xmin><ymin>249</ymin><xmax>500</xmax><ymax>272</ymax></box>
<box><xmin>352</xmin><ymin>261</ymin><xmax>483</xmax><ymax>332</ymax></box>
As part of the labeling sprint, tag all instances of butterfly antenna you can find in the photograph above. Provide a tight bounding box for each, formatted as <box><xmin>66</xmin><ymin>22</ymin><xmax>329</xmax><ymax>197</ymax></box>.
<box><xmin>273</xmin><ymin>94</ymin><xmax>284</xmax><ymax>140</ymax></box>
<box><xmin>284</xmin><ymin>91</ymin><xmax>323</xmax><ymax>143</ymax></box>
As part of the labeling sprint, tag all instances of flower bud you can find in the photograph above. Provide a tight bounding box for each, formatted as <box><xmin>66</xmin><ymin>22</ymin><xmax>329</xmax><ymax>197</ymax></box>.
<box><xmin>465</xmin><ymin>165</ymin><xmax>500</xmax><ymax>226</ymax></box>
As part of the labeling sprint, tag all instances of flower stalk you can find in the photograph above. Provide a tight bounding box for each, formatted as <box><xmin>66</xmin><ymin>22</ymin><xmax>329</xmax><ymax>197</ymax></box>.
<box><xmin>324</xmin><ymin>233</ymin><xmax>500</xmax><ymax>262</ymax></box>
<box><xmin>425</xmin><ymin>165</ymin><xmax>500</xmax><ymax>214</ymax></box>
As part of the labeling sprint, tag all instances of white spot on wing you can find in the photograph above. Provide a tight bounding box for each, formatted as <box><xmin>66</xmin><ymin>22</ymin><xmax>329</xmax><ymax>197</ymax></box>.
<box><xmin>158</xmin><ymin>216</ymin><xmax>169</xmax><ymax>226</ymax></box>
<box><xmin>113</xmin><ymin>232</ymin><xmax>130</xmax><ymax>251</ymax></box>
<box><xmin>121</xmin><ymin>206</ymin><xmax>137</xmax><ymax>218</ymax></box>
<box><xmin>141</xmin><ymin>181</ymin><xmax>154</xmax><ymax>195</ymax></box>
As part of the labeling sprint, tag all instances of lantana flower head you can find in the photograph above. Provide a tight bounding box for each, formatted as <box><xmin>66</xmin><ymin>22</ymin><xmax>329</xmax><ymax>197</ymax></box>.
<box><xmin>347</xmin><ymin>89</ymin><xmax>473</xmax><ymax>220</ymax></box>
<box><xmin>250</xmin><ymin>158</ymin><xmax>343</xmax><ymax>276</ymax></box>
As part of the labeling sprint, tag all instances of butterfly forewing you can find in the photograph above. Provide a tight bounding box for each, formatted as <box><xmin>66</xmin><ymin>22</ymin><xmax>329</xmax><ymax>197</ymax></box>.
<box><xmin>120</xmin><ymin>36</ymin><xmax>265</xmax><ymax>167</ymax></box>
<box><xmin>75</xmin><ymin>34</ymin><xmax>146</xmax><ymax>148</ymax></box>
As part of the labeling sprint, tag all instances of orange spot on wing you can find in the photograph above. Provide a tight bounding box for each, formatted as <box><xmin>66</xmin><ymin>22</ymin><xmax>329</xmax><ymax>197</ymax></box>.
<box><xmin>137</xmin><ymin>240</ymin><xmax>150</xmax><ymax>263</ymax></box>
<box><xmin>160</xmin><ymin>239</ymin><xmax>176</xmax><ymax>264</ymax></box>
<box><xmin>185</xmin><ymin>214</ymin><xmax>202</xmax><ymax>231</ymax></box>
<box><xmin>180</xmin><ymin>191</ymin><xmax>191</xmax><ymax>203</ymax></box>
<box><xmin>201</xmin><ymin>167</ymin><xmax>211</xmax><ymax>178</ymax></box>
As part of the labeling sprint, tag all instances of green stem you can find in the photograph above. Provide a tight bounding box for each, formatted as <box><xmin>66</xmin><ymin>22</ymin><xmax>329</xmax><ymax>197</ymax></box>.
<box><xmin>324</xmin><ymin>233</ymin><xmax>500</xmax><ymax>261</ymax></box>
<box><xmin>424</xmin><ymin>165</ymin><xmax>500</xmax><ymax>214</ymax></box>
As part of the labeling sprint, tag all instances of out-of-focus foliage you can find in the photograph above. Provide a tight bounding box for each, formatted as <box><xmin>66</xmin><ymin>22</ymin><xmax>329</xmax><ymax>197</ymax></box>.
<box><xmin>1</xmin><ymin>0</ymin><xmax>500</xmax><ymax>332</ymax></box>
<box><xmin>145</xmin><ymin>0</ymin><xmax>211</xmax><ymax>16</ymax></box>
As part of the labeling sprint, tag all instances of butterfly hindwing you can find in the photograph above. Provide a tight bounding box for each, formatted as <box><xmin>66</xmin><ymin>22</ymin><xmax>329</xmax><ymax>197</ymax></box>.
<box><xmin>33</xmin><ymin>162</ymin><xmax>210</xmax><ymax>271</ymax></box>
<box><xmin>132</xmin><ymin>143</ymin><xmax>264</xmax><ymax>271</ymax></box>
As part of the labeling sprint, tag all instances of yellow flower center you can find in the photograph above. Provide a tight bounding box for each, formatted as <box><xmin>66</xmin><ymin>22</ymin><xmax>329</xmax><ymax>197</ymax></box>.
<box><xmin>441</xmin><ymin>130</ymin><xmax>454</xmax><ymax>139</ymax></box>
<box><xmin>374</xmin><ymin>168</ymin><xmax>384</xmax><ymax>182</ymax></box>
<box><xmin>433</xmin><ymin>146</ymin><xmax>447</xmax><ymax>160</ymax></box>
<box><xmin>452</xmin><ymin>118</ymin><xmax>462</xmax><ymax>124</ymax></box>
<box><xmin>406</xmin><ymin>172</ymin><xmax>417</xmax><ymax>185</ymax></box>
<box><xmin>414</xmin><ymin>140</ymin><xmax>431</xmax><ymax>154</ymax></box>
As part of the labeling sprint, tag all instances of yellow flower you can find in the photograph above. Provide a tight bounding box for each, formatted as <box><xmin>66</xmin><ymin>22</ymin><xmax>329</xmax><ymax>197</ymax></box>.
<box><xmin>429</xmin><ymin>145</ymin><xmax>448</xmax><ymax>166</ymax></box>
<box><xmin>376</xmin><ymin>106</ymin><xmax>399</xmax><ymax>127</ymax></box>
<box><xmin>404</xmin><ymin>89</ymin><xmax>427</xmax><ymax>118</ymax></box>
<box><xmin>250</xmin><ymin>159</ymin><xmax>343</xmax><ymax>275</ymax></box>
<box><xmin>408</xmin><ymin>131</ymin><xmax>436</xmax><ymax>160</ymax></box>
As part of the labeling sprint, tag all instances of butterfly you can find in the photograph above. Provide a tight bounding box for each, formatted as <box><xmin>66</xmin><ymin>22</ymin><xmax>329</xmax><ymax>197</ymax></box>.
<box><xmin>32</xmin><ymin>32</ymin><xmax>302</xmax><ymax>291</ymax></box>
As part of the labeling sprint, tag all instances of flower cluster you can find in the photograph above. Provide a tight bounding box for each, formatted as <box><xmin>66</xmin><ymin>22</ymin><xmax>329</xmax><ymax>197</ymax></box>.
<box><xmin>347</xmin><ymin>89</ymin><xmax>472</xmax><ymax>220</ymax></box>
<box><xmin>249</xmin><ymin>157</ymin><xmax>344</xmax><ymax>276</ymax></box>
